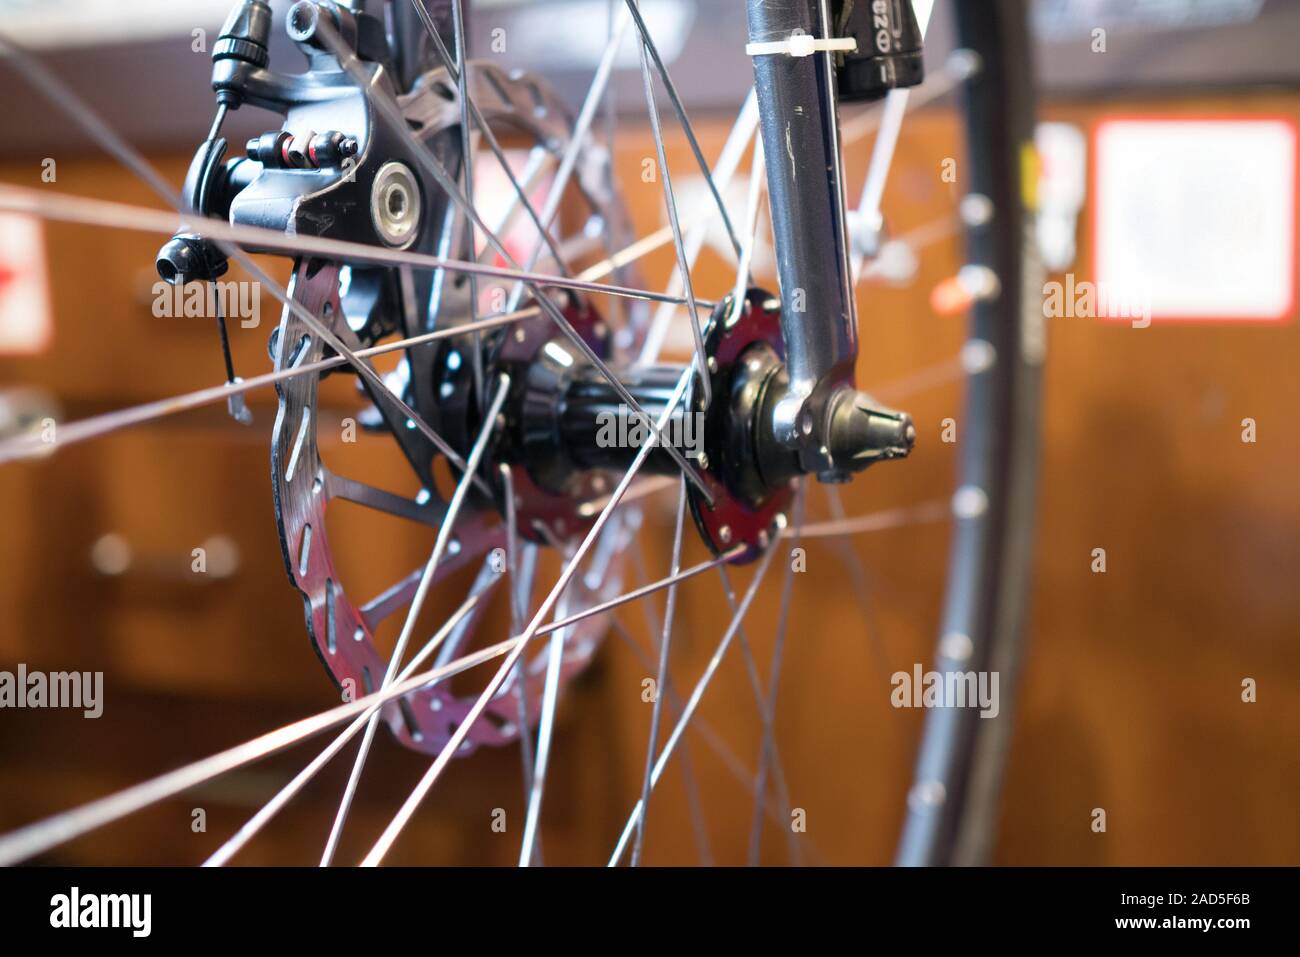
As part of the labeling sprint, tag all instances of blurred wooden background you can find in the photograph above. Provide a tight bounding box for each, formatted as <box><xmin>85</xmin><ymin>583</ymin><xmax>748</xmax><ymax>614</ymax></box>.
<box><xmin>1</xmin><ymin>87</ymin><xmax>1298</xmax><ymax>866</ymax></box>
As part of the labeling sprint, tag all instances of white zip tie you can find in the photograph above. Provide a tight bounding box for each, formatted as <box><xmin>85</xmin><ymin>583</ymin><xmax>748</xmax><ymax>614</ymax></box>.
<box><xmin>745</xmin><ymin>31</ymin><xmax>857</xmax><ymax>58</ymax></box>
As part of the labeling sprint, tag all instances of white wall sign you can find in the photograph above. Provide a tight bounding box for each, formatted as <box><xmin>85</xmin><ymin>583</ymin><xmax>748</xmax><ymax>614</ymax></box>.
<box><xmin>0</xmin><ymin>213</ymin><xmax>53</xmax><ymax>355</ymax></box>
<box><xmin>1093</xmin><ymin>117</ymin><xmax>1296</xmax><ymax>323</ymax></box>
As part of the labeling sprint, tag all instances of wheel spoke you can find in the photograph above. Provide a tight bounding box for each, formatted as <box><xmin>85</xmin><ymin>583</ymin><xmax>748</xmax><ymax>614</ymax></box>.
<box><xmin>838</xmin><ymin>41</ymin><xmax>971</xmax><ymax>144</ymax></box>
<box><xmin>748</xmin><ymin>480</ymin><xmax>805</xmax><ymax>865</ymax></box>
<box><xmin>449</xmin><ymin>0</ymin><xmax>484</xmax><ymax>409</ymax></box>
<box><xmin>795</xmin><ymin>499</ymin><xmax>949</xmax><ymax>539</ymax></box>
<box><xmin>633</xmin><ymin>21</ymin><xmax>710</xmax><ymax>404</ymax></box>
<box><xmin>821</xmin><ymin>485</ymin><xmax>891</xmax><ymax>681</ymax></box>
<box><xmin>504</xmin><ymin>3</ymin><xmax>633</xmax><ymax>312</ymax></box>
<box><xmin>607</xmin><ymin>535</ymin><xmax>779</xmax><ymax>865</ymax></box>
<box><xmin>319</xmin><ymin>374</ymin><xmax>511</xmax><ymax>866</ymax></box>
<box><xmin>629</xmin><ymin>476</ymin><xmax>688</xmax><ymax>865</ymax></box>
<box><xmin>404</xmin><ymin>0</ymin><xmax>573</xmax><ymax>277</ymax></box>
<box><xmin>518</xmin><ymin>591</ymin><xmax>572</xmax><ymax>866</ymax></box>
<box><xmin>725</xmin><ymin>133</ymin><xmax>768</xmax><ymax>327</ymax></box>
<box><xmin>623</xmin><ymin>0</ymin><xmax>742</xmax><ymax>258</ymax></box>
<box><xmin>0</xmin><ymin>187</ymin><xmax>715</xmax><ymax>313</ymax></box>
<box><xmin>359</xmin><ymin>366</ymin><xmax>697</xmax><ymax>866</ymax></box>
<box><xmin>202</xmin><ymin>583</ymin><xmax>495</xmax><ymax>866</ymax></box>
<box><xmin>608</xmin><ymin>616</ymin><xmax>832</xmax><ymax>864</ymax></box>
<box><xmin>314</xmin><ymin>20</ymin><xmax>715</xmax><ymax>502</ymax></box>
<box><xmin>867</xmin><ymin>343</ymin><xmax>989</xmax><ymax>404</ymax></box>
<box><xmin>612</xmin><ymin>556</ymin><xmax>716</xmax><ymax>866</ymax></box>
<box><xmin>0</xmin><ymin>516</ymin><xmax>733</xmax><ymax>865</ymax></box>
<box><xmin>719</xmin><ymin>563</ymin><xmax>801</xmax><ymax>864</ymax></box>
<box><xmin>638</xmin><ymin>90</ymin><xmax>759</xmax><ymax>364</ymax></box>
<box><xmin>0</xmin><ymin>302</ymin><xmax>539</xmax><ymax>466</ymax></box>
<box><xmin>0</xmin><ymin>632</ymin><xmax>540</xmax><ymax>866</ymax></box>
<box><xmin>849</xmin><ymin>0</ymin><xmax>941</xmax><ymax>282</ymax></box>
<box><xmin>501</xmin><ymin>465</ymin><xmax>540</xmax><ymax>809</ymax></box>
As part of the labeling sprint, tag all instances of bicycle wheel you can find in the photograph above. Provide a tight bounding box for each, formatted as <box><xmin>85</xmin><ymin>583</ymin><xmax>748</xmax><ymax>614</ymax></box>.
<box><xmin>0</xmin><ymin>0</ymin><xmax>1039</xmax><ymax>866</ymax></box>
<box><xmin>896</xmin><ymin>0</ymin><xmax>1042</xmax><ymax>866</ymax></box>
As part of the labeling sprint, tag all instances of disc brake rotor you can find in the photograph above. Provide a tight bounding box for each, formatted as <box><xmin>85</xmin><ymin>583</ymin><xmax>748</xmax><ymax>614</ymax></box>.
<box><xmin>268</xmin><ymin>63</ymin><xmax>643</xmax><ymax>757</ymax></box>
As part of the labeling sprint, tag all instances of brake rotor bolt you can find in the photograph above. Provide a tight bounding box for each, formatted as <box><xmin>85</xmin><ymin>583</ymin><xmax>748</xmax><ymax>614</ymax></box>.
<box><xmin>370</xmin><ymin>161</ymin><xmax>421</xmax><ymax>247</ymax></box>
<box><xmin>707</xmin><ymin>356</ymin><xmax>718</xmax><ymax>374</ymax></box>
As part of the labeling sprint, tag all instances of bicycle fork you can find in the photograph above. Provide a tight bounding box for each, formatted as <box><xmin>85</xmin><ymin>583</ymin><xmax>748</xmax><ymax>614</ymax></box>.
<box><xmin>743</xmin><ymin>0</ymin><xmax>921</xmax><ymax>482</ymax></box>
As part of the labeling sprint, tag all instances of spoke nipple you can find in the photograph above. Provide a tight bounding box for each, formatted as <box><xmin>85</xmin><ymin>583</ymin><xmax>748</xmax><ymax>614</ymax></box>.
<box><xmin>938</xmin><ymin>631</ymin><xmax>974</xmax><ymax>663</ymax></box>
<box><xmin>952</xmin><ymin>485</ymin><xmax>989</xmax><ymax>520</ymax></box>
<box><xmin>908</xmin><ymin>780</ymin><xmax>947</xmax><ymax>811</ymax></box>
<box><xmin>957</xmin><ymin>264</ymin><xmax>1001</xmax><ymax>302</ymax></box>
<box><xmin>960</xmin><ymin>339</ymin><xmax>997</xmax><ymax>375</ymax></box>
<box><xmin>959</xmin><ymin>193</ymin><xmax>994</xmax><ymax>228</ymax></box>
<box><xmin>946</xmin><ymin>48</ymin><xmax>983</xmax><ymax>81</ymax></box>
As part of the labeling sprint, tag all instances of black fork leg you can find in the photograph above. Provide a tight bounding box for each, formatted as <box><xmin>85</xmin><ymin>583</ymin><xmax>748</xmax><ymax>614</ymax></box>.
<box><xmin>744</xmin><ymin>0</ymin><xmax>860</xmax><ymax>476</ymax></box>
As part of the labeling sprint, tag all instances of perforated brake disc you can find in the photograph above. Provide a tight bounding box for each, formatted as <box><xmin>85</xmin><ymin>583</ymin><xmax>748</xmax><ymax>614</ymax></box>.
<box><xmin>263</xmin><ymin>62</ymin><xmax>645</xmax><ymax>757</ymax></box>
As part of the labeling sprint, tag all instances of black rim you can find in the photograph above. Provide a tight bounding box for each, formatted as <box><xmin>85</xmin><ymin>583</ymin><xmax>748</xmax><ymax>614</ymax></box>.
<box><xmin>896</xmin><ymin>0</ymin><xmax>1043</xmax><ymax>866</ymax></box>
